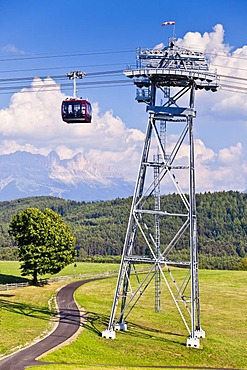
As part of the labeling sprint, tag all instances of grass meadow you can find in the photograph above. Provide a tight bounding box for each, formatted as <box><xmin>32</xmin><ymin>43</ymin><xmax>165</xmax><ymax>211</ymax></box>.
<box><xmin>0</xmin><ymin>262</ymin><xmax>119</xmax><ymax>355</ymax></box>
<box><xmin>0</xmin><ymin>262</ymin><xmax>246</xmax><ymax>369</ymax></box>
<box><xmin>0</xmin><ymin>260</ymin><xmax>120</xmax><ymax>282</ymax></box>
<box><xmin>37</xmin><ymin>269</ymin><xmax>246</xmax><ymax>369</ymax></box>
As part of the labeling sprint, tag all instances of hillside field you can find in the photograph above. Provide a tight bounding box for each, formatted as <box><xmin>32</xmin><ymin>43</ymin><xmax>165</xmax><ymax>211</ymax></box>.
<box><xmin>0</xmin><ymin>262</ymin><xmax>246</xmax><ymax>369</ymax></box>
<box><xmin>0</xmin><ymin>191</ymin><xmax>247</xmax><ymax>271</ymax></box>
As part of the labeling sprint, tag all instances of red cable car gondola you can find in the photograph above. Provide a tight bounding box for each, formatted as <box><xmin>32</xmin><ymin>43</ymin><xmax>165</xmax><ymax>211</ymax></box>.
<box><xmin>61</xmin><ymin>98</ymin><xmax>92</xmax><ymax>124</ymax></box>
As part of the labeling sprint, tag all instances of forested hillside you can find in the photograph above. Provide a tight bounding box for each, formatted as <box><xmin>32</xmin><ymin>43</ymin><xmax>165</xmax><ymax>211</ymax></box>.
<box><xmin>0</xmin><ymin>191</ymin><xmax>246</xmax><ymax>270</ymax></box>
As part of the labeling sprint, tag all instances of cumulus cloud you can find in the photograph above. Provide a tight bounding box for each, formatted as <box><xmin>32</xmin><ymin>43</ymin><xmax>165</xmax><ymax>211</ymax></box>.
<box><xmin>0</xmin><ymin>78</ymin><xmax>145</xmax><ymax>181</ymax></box>
<box><xmin>159</xmin><ymin>138</ymin><xmax>247</xmax><ymax>193</ymax></box>
<box><xmin>0</xmin><ymin>43</ymin><xmax>25</xmax><ymax>54</ymax></box>
<box><xmin>194</xmin><ymin>141</ymin><xmax>247</xmax><ymax>192</ymax></box>
<box><xmin>0</xmin><ymin>140</ymin><xmax>50</xmax><ymax>156</ymax></box>
<box><xmin>162</xmin><ymin>24</ymin><xmax>247</xmax><ymax>192</ymax></box>
<box><xmin>176</xmin><ymin>24</ymin><xmax>230</xmax><ymax>54</ymax></box>
<box><xmin>0</xmin><ymin>72</ymin><xmax>246</xmax><ymax>191</ymax></box>
<box><xmin>176</xmin><ymin>24</ymin><xmax>247</xmax><ymax>119</ymax></box>
<box><xmin>218</xmin><ymin>143</ymin><xmax>243</xmax><ymax>164</ymax></box>
<box><xmin>1</xmin><ymin>24</ymin><xmax>247</xmax><ymax>193</ymax></box>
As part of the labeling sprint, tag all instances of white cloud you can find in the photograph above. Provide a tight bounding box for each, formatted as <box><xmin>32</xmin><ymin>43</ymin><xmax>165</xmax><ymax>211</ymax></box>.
<box><xmin>1</xmin><ymin>23</ymin><xmax>247</xmax><ymax>194</ymax></box>
<box><xmin>218</xmin><ymin>143</ymin><xmax>243</xmax><ymax>164</ymax></box>
<box><xmin>166</xmin><ymin>24</ymin><xmax>247</xmax><ymax>193</ymax></box>
<box><xmin>0</xmin><ymin>78</ymin><xmax>63</xmax><ymax>140</ymax></box>
<box><xmin>194</xmin><ymin>141</ymin><xmax>247</xmax><ymax>192</ymax></box>
<box><xmin>0</xmin><ymin>78</ymin><xmax>145</xmax><ymax>181</ymax></box>
<box><xmin>0</xmin><ymin>43</ymin><xmax>25</xmax><ymax>55</ymax></box>
<box><xmin>176</xmin><ymin>24</ymin><xmax>247</xmax><ymax>121</ymax></box>
<box><xmin>176</xmin><ymin>24</ymin><xmax>230</xmax><ymax>55</ymax></box>
<box><xmin>156</xmin><ymin>136</ymin><xmax>247</xmax><ymax>193</ymax></box>
<box><xmin>0</xmin><ymin>140</ymin><xmax>50</xmax><ymax>156</ymax></box>
<box><xmin>1</xmin><ymin>75</ymin><xmax>245</xmax><ymax>191</ymax></box>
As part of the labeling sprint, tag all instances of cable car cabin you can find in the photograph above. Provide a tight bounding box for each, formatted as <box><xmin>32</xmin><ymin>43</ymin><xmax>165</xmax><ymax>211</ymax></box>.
<box><xmin>61</xmin><ymin>99</ymin><xmax>92</xmax><ymax>124</ymax></box>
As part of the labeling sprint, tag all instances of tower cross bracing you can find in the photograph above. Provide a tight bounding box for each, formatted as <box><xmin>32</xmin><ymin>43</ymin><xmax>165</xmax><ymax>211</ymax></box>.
<box><xmin>102</xmin><ymin>40</ymin><xmax>219</xmax><ymax>348</ymax></box>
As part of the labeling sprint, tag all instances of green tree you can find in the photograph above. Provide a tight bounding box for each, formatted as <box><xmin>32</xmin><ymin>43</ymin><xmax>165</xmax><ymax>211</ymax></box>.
<box><xmin>236</xmin><ymin>256</ymin><xmax>247</xmax><ymax>271</ymax></box>
<box><xmin>8</xmin><ymin>208</ymin><xmax>76</xmax><ymax>284</ymax></box>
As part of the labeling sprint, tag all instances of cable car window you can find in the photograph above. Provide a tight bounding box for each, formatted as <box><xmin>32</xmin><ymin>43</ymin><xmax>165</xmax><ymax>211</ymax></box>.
<box><xmin>74</xmin><ymin>103</ymin><xmax>81</xmax><ymax>113</ymax></box>
<box><xmin>87</xmin><ymin>102</ymin><xmax>92</xmax><ymax>114</ymax></box>
<box><xmin>68</xmin><ymin>104</ymin><xmax>73</xmax><ymax>114</ymax></box>
<box><xmin>62</xmin><ymin>104</ymin><xmax>67</xmax><ymax>114</ymax></box>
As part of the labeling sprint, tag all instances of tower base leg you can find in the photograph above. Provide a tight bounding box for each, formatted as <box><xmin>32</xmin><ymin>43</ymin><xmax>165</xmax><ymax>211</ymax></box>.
<box><xmin>186</xmin><ymin>336</ymin><xmax>200</xmax><ymax>348</ymax></box>
<box><xmin>115</xmin><ymin>322</ymin><xmax>128</xmax><ymax>331</ymax></box>
<box><xmin>195</xmin><ymin>328</ymin><xmax>205</xmax><ymax>338</ymax></box>
<box><xmin>102</xmin><ymin>329</ymin><xmax>116</xmax><ymax>339</ymax></box>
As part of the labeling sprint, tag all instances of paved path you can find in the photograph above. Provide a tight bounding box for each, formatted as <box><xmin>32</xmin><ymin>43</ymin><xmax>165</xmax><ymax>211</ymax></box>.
<box><xmin>0</xmin><ymin>279</ymin><xmax>93</xmax><ymax>370</ymax></box>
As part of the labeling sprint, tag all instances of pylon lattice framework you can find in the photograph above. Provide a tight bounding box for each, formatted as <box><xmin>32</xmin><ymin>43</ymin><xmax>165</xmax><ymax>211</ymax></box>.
<box><xmin>102</xmin><ymin>39</ymin><xmax>219</xmax><ymax>348</ymax></box>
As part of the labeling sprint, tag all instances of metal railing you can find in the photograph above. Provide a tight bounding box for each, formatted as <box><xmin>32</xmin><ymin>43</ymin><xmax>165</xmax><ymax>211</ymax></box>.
<box><xmin>0</xmin><ymin>270</ymin><xmax>119</xmax><ymax>291</ymax></box>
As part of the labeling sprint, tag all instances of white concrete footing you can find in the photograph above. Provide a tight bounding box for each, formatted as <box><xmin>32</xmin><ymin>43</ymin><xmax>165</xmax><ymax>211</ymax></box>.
<box><xmin>101</xmin><ymin>329</ymin><xmax>116</xmax><ymax>339</ymax></box>
<box><xmin>195</xmin><ymin>328</ymin><xmax>205</xmax><ymax>338</ymax></box>
<box><xmin>114</xmin><ymin>322</ymin><xmax>128</xmax><ymax>331</ymax></box>
<box><xmin>186</xmin><ymin>336</ymin><xmax>200</xmax><ymax>348</ymax></box>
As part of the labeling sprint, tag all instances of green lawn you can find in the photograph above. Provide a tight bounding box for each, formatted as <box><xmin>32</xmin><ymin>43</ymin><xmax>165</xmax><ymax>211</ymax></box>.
<box><xmin>0</xmin><ymin>262</ymin><xmax>246</xmax><ymax>369</ymax></box>
<box><xmin>0</xmin><ymin>261</ymin><xmax>25</xmax><ymax>283</ymax></box>
<box><xmin>32</xmin><ymin>269</ymin><xmax>247</xmax><ymax>369</ymax></box>
<box><xmin>0</xmin><ymin>262</ymin><xmax>119</xmax><ymax>356</ymax></box>
<box><xmin>0</xmin><ymin>281</ymin><xmax>60</xmax><ymax>354</ymax></box>
<box><xmin>0</xmin><ymin>261</ymin><xmax>119</xmax><ymax>283</ymax></box>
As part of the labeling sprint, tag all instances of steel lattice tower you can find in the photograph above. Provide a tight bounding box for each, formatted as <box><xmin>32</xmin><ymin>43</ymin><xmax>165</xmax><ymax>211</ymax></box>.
<box><xmin>102</xmin><ymin>39</ymin><xmax>219</xmax><ymax>348</ymax></box>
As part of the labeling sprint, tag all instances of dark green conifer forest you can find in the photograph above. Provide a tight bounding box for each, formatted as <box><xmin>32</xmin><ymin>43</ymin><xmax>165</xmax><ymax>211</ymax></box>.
<box><xmin>1</xmin><ymin>190</ymin><xmax>247</xmax><ymax>270</ymax></box>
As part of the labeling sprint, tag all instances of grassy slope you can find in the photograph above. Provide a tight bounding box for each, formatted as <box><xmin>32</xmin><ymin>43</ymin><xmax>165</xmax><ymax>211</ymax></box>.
<box><xmin>0</xmin><ymin>282</ymin><xmax>62</xmax><ymax>354</ymax></box>
<box><xmin>0</xmin><ymin>262</ymin><xmax>119</xmax><ymax>355</ymax></box>
<box><xmin>0</xmin><ymin>262</ymin><xmax>246</xmax><ymax>368</ymax></box>
<box><xmin>32</xmin><ymin>269</ymin><xmax>247</xmax><ymax>370</ymax></box>
<box><xmin>0</xmin><ymin>261</ymin><xmax>119</xmax><ymax>282</ymax></box>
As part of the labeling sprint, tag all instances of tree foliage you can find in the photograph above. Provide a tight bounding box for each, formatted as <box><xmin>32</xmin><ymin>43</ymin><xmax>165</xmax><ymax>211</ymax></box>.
<box><xmin>8</xmin><ymin>207</ymin><xmax>75</xmax><ymax>284</ymax></box>
<box><xmin>1</xmin><ymin>191</ymin><xmax>247</xmax><ymax>270</ymax></box>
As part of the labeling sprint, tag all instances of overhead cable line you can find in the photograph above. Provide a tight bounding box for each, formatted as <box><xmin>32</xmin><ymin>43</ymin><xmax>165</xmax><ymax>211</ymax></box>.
<box><xmin>206</xmin><ymin>51</ymin><xmax>247</xmax><ymax>62</ymax></box>
<box><xmin>1</xmin><ymin>65</ymin><xmax>247</xmax><ymax>85</ymax></box>
<box><xmin>211</xmin><ymin>63</ymin><xmax>247</xmax><ymax>73</ymax></box>
<box><xmin>1</xmin><ymin>67</ymin><xmax>247</xmax><ymax>96</ymax></box>
<box><xmin>221</xmin><ymin>87</ymin><xmax>247</xmax><ymax>95</ymax></box>
<box><xmin>220</xmin><ymin>83</ymin><xmax>247</xmax><ymax>92</ymax></box>
<box><xmin>218</xmin><ymin>74</ymin><xmax>247</xmax><ymax>82</ymax></box>
<box><xmin>0</xmin><ymin>79</ymin><xmax>132</xmax><ymax>93</ymax></box>
<box><xmin>1</xmin><ymin>80</ymin><xmax>247</xmax><ymax>96</ymax></box>
<box><xmin>179</xmin><ymin>44</ymin><xmax>247</xmax><ymax>61</ymax></box>
<box><xmin>0</xmin><ymin>47</ymin><xmax>246</xmax><ymax>67</ymax></box>
<box><xmin>4</xmin><ymin>81</ymin><xmax>247</xmax><ymax>96</ymax></box>
<box><xmin>0</xmin><ymin>47</ymin><xmax>246</xmax><ymax>63</ymax></box>
<box><xmin>0</xmin><ymin>69</ymin><xmax>125</xmax><ymax>84</ymax></box>
<box><xmin>0</xmin><ymin>62</ymin><xmax>132</xmax><ymax>74</ymax></box>
<box><xmin>0</xmin><ymin>49</ymin><xmax>135</xmax><ymax>62</ymax></box>
<box><xmin>0</xmin><ymin>82</ymin><xmax>133</xmax><ymax>95</ymax></box>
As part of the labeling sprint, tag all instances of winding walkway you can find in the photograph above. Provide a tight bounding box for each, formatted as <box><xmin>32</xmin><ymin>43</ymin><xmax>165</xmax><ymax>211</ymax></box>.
<box><xmin>0</xmin><ymin>279</ymin><xmax>91</xmax><ymax>370</ymax></box>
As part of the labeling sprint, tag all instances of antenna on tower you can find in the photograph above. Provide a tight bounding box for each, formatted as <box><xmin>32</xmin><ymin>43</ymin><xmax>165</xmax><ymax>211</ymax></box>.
<box><xmin>161</xmin><ymin>20</ymin><xmax>176</xmax><ymax>46</ymax></box>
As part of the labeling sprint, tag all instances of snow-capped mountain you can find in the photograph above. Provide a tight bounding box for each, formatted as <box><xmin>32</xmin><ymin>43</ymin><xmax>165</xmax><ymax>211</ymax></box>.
<box><xmin>0</xmin><ymin>151</ymin><xmax>134</xmax><ymax>201</ymax></box>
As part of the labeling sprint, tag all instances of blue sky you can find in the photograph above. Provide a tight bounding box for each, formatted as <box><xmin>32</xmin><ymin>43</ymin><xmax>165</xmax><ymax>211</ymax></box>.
<box><xmin>0</xmin><ymin>0</ymin><xmax>247</xmax><ymax>193</ymax></box>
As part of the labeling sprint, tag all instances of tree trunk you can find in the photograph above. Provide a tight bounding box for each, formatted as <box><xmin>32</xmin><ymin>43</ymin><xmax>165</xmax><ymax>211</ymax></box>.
<box><xmin>32</xmin><ymin>270</ymin><xmax>38</xmax><ymax>285</ymax></box>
